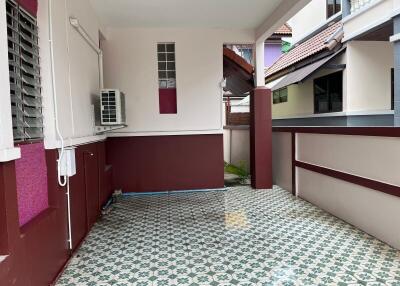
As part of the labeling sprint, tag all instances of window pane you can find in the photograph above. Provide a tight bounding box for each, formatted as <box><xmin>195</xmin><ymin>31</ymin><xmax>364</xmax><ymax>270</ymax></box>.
<box><xmin>314</xmin><ymin>77</ymin><xmax>329</xmax><ymax>113</ymax></box>
<box><xmin>166</xmin><ymin>44</ymin><xmax>175</xmax><ymax>52</ymax></box>
<box><xmin>327</xmin><ymin>0</ymin><xmax>335</xmax><ymax>18</ymax></box>
<box><xmin>314</xmin><ymin>71</ymin><xmax>343</xmax><ymax>113</ymax></box>
<box><xmin>158</xmin><ymin>53</ymin><xmax>166</xmax><ymax>61</ymax></box>
<box><xmin>167</xmin><ymin>62</ymin><xmax>175</xmax><ymax>70</ymax></box>
<box><xmin>280</xmin><ymin>88</ymin><xmax>288</xmax><ymax>103</ymax></box>
<box><xmin>273</xmin><ymin>91</ymin><xmax>280</xmax><ymax>104</ymax></box>
<box><xmin>157</xmin><ymin>44</ymin><xmax>166</xmax><ymax>53</ymax></box>
<box><xmin>335</xmin><ymin>0</ymin><xmax>341</xmax><ymax>13</ymax></box>
<box><xmin>167</xmin><ymin>71</ymin><xmax>176</xmax><ymax>79</ymax></box>
<box><xmin>329</xmin><ymin>72</ymin><xmax>343</xmax><ymax>112</ymax></box>
<box><xmin>167</xmin><ymin>53</ymin><xmax>175</xmax><ymax>61</ymax></box>
<box><xmin>167</xmin><ymin>79</ymin><xmax>176</xmax><ymax>88</ymax></box>
<box><xmin>158</xmin><ymin>62</ymin><xmax>166</xmax><ymax>71</ymax></box>
<box><xmin>158</xmin><ymin>71</ymin><xmax>167</xmax><ymax>79</ymax></box>
<box><xmin>159</xmin><ymin>80</ymin><xmax>167</xmax><ymax>88</ymax></box>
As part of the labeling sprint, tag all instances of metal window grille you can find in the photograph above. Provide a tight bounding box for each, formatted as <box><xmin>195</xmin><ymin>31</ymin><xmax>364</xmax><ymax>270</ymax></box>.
<box><xmin>6</xmin><ymin>0</ymin><xmax>43</xmax><ymax>142</ymax></box>
<box><xmin>157</xmin><ymin>43</ymin><xmax>176</xmax><ymax>89</ymax></box>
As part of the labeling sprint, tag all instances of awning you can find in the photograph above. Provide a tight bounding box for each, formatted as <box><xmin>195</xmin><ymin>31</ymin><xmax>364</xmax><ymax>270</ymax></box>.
<box><xmin>271</xmin><ymin>48</ymin><xmax>345</xmax><ymax>91</ymax></box>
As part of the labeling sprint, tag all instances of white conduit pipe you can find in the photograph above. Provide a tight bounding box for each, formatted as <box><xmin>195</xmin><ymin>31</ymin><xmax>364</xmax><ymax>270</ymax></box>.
<box><xmin>69</xmin><ymin>17</ymin><xmax>104</xmax><ymax>89</ymax></box>
<box><xmin>66</xmin><ymin>176</ymin><xmax>72</xmax><ymax>249</ymax></box>
<box><xmin>49</xmin><ymin>0</ymin><xmax>73</xmax><ymax>249</ymax></box>
<box><xmin>48</xmin><ymin>0</ymin><xmax>67</xmax><ymax>187</ymax></box>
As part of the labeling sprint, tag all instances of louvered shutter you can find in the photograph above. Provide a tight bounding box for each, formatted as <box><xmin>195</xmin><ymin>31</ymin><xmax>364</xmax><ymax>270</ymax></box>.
<box><xmin>6</xmin><ymin>0</ymin><xmax>43</xmax><ymax>142</ymax></box>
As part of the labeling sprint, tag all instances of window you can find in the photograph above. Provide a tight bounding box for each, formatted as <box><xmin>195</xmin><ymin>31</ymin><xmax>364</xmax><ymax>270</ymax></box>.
<box><xmin>157</xmin><ymin>43</ymin><xmax>177</xmax><ymax>114</ymax></box>
<box><xmin>391</xmin><ymin>68</ymin><xmax>394</xmax><ymax>110</ymax></box>
<box><xmin>273</xmin><ymin>88</ymin><xmax>288</xmax><ymax>104</ymax></box>
<box><xmin>314</xmin><ymin>71</ymin><xmax>343</xmax><ymax>114</ymax></box>
<box><xmin>6</xmin><ymin>0</ymin><xmax>43</xmax><ymax>142</ymax></box>
<box><xmin>327</xmin><ymin>0</ymin><xmax>341</xmax><ymax>18</ymax></box>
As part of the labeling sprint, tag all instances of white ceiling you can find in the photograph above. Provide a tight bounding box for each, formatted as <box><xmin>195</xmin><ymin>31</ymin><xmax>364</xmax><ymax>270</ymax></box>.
<box><xmin>89</xmin><ymin>0</ymin><xmax>283</xmax><ymax>29</ymax></box>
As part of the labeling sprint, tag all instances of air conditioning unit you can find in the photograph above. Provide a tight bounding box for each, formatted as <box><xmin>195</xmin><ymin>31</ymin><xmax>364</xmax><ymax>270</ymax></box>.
<box><xmin>100</xmin><ymin>89</ymin><xmax>126</xmax><ymax>126</ymax></box>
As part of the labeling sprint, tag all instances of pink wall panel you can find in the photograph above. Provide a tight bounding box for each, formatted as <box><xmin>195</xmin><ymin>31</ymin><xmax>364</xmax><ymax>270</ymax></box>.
<box><xmin>15</xmin><ymin>143</ymin><xmax>49</xmax><ymax>226</ymax></box>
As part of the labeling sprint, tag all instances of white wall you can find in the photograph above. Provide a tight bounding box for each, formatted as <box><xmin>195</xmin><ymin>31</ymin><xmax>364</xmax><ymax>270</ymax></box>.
<box><xmin>272</xmin><ymin>132</ymin><xmax>292</xmax><ymax>192</ymax></box>
<box><xmin>297</xmin><ymin>133</ymin><xmax>400</xmax><ymax>185</ymax></box>
<box><xmin>38</xmin><ymin>0</ymin><xmax>104</xmax><ymax>149</ymax></box>
<box><xmin>0</xmin><ymin>0</ymin><xmax>20</xmax><ymax>161</ymax></box>
<box><xmin>346</xmin><ymin>41</ymin><xmax>393</xmax><ymax>112</ymax></box>
<box><xmin>102</xmin><ymin>28</ymin><xmax>254</xmax><ymax>136</ymax></box>
<box><xmin>298</xmin><ymin>168</ymin><xmax>400</xmax><ymax>249</ymax></box>
<box><xmin>226</xmin><ymin>128</ymin><xmax>250</xmax><ymax>169</ymax></box>
<box><xmin>294</xmin><ymin>132</ymin><xmax>400</xmax><ymax>249</ymax></box>
<box><xmin>343</xmin><ymin>0</ymin><xmax>394</xmax><ymax>41</ymax></box>
<box><xmin>289</xmin><ymin>0</ymin><xmax>327</xmax><ymax>42</ymax></box>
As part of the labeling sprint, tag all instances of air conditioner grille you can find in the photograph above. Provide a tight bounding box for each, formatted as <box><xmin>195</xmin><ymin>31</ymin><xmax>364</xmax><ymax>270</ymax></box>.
<box><xmin>100</xmin><ymin>89</ymin><xmax>126</xmax><ymax>125</ymax></box>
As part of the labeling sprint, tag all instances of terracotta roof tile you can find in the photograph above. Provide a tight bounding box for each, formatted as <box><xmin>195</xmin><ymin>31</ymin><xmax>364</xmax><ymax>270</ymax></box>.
<box><xmin>274</xmin><ymin>23</ymin><xmax>292</xmax><ymax>35</ymax></box>
<box><xmin>266</xmin><ymin>21</ymin><xmax>342</xmax><ymax>78</ymax></box>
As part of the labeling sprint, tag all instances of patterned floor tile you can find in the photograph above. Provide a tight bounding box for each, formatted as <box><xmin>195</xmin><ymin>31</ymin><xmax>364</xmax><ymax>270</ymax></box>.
<box><xmin>56</xmin><ymin>186</ymin><xmax>400</xmax><ymax>286</ymax></box>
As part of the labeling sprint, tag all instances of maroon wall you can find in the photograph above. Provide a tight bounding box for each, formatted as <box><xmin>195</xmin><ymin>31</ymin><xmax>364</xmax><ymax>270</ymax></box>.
<box><xmin>106</xmin><ymin>135</ymin><xmax>225</xmax><ymax>193</ymax></box>
<box><xmin>16</xmin><ymin>0</ymin><xmax>37</xmax><ymax>16</ymax></box>
<box><xmin>159</xmin><ymin>88</ymin><xmax>177</xmax><ymax>114</ymax></box>
<box><xmin>0</xmin><ymin>141</ymin><xmax>111</xmax><ymax>286</ymax></box>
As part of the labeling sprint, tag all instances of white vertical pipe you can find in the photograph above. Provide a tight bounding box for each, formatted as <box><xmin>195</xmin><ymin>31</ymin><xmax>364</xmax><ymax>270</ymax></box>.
<box><xmin>66</xmin><ymin>177</ymin><xmax>73</xmax><ymax>249</ymax></box>
<box><xmin>48</xmin><ymin>0</ymin><xmax>67</xmax><ymax>187</ymax></box>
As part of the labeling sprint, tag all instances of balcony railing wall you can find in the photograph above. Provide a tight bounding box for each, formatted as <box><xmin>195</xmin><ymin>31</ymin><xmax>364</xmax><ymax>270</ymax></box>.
<box><xmin>349</xmin><ymin>0</ymin><xmax>374</xmax><ymax>14</ymax></box>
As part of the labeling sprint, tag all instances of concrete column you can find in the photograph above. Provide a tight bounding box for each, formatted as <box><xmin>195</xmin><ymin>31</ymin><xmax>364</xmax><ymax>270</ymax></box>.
<box><xmin>254</xmin><ymin>40</ymin><xmax>265</xmax><ymax>87</ymax></box>
<box><xmin>250</xmin><ymin>87</ymin><xmax>272</xmax><ymax>189</ymax></box>
<box><xmin>392</xmin><ymin>16</ymin><xmax>400</xmax><ymax>126</ymax></box>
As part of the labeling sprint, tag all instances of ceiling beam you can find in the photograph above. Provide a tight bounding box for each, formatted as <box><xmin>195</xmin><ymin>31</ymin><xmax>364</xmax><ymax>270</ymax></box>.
<box><xmin>256</xmin><ymin>0</ymin><xmax>311</xmax><ymax>43</ymax></box>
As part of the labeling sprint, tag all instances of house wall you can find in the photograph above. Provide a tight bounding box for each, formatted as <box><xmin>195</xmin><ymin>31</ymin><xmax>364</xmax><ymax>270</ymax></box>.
<box><xmin>102</xmin><ymin>28</ymin><xmax>254</xmax><ymax>136</ymax></box>
<box><xmin>342</xmin><ymin>0</ymin><xmax>395</xmax><ymax>41</ymax></box>
<box><xmin>346</xmin><ymin>41</ymin><xmax>393</xmax><ymax>112</ymax></box>
<box><xmin>289</xmin><ymin>0</ymin><xmax>327</xmax><ymax>42</ymax></box>
<box><xmin>272</xmin><ymin>54</ymin><xmax>346</xmax><ymax>118</ymax></box>
<box><xmin>101</xmin><ymin>27</ymin><xmax>254</xmax><ymax>192</ymax></box>
<box><xmin>38</xmin><ymin>0</ymin><xmax>105</xmax><ymax>149</ymax></box>
<box><xmin>264</xmin><ymin>42</ymin><xmax>282</xmax><ymax>68</ymax></box>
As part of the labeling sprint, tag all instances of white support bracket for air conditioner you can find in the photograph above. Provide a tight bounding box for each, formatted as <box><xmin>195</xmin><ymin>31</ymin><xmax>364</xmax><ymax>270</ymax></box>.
<box><xmin>95</xmin><ymin>125</ymin><xmax>127</xmax><ymax>134</ymax></box>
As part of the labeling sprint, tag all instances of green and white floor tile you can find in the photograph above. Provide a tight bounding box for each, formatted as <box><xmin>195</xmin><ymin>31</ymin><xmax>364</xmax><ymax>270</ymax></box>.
<box><xmin>56</xmin><ymin>186</ymin><xmax>400</xmax><ymax>286</ymax></box>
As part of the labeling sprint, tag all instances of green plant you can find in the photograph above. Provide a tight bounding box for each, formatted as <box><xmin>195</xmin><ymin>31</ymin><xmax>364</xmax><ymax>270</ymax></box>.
<box><xmin>224</xmin><ymin>161</ymin><xmax>250</xmax><ymax>184</ymax></box>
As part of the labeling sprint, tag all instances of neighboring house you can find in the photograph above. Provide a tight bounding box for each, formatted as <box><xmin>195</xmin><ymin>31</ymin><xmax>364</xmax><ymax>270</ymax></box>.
<box><xmin>267</xmin><ymin>0</ymin><xmax>398</xmax><ymax>126</ymax></box>
<box><xmin>225</xmin><ymin>24</ymin><xmax>292</xmax><ymax>114</ymax></box>
<box><xmin>342</xmin><ymin>0</ymin><xmax>399</xmax><ymax>125</ymax></box>
<box><xmin>290</xmin><ymin>0</ymin><xmax>342</xmax><ymax>43</ymax></box>
<box><xmin>264</xmin><ymin>23</ymin><xmax>292</xmax><ymax>68</ymax></box>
